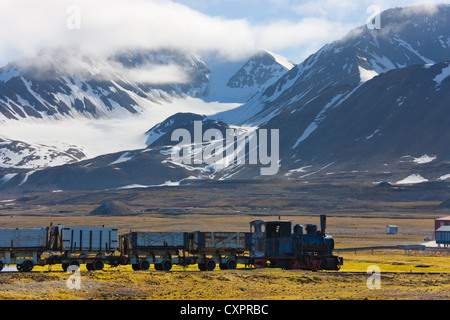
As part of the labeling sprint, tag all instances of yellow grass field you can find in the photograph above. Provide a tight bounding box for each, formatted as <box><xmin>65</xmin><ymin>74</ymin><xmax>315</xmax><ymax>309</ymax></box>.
<box><xmin>0</xmin><ymin>253</ymin><xmax>448</xmax><ymax>300</ymax></box>
<box><xmin>0</xmin><ymin>182</ymin><xmax>449</xmax><ymax>300</ymax></box>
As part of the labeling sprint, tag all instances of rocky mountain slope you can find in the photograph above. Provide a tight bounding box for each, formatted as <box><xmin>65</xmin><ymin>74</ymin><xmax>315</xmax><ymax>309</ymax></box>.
<box><xmin>213</xmin><ymin>4</ymin><xmax>450</xmax><ymax>126</ymax></box>
<box><xmin>1</xmin><ymin>4</ymin><xmax>449</xmax><ymax>193</ymax></box>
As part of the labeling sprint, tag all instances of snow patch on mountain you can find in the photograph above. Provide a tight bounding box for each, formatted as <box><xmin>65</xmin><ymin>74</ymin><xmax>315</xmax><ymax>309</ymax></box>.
<box><xmin>358</xmin><ymin>66</ymin><xmax>379</xmax><ymax>82</ymax></box>
<box><xmin>110</xmin><ymin>152</ymin><xmax>135</xmax><ymax>165</ymax></box>
<box><xmin>264</xmin><ymin>50</ymin><xmax>295</xmax><ymax>71</ymax></box>
<box><xmin>116</xmin><ymin>180</ymin><xmax>181</xmax><ymax>190</ymax></box>
<box><xmin>392</xmin><ymin>36</ymin><xmax>436</xmax><ymax>65</ymax></box>
<box><xmin>413</xmin><ymin>154</ymin><xmax>436</xmax><ymax>164</ymax></box>
<box><xmin>396</xmin><ymin>174</ymin><xmax>429</xmax><ymax>185</ymax></box>
<box><xmin>433</xmin><ymin>63</ymin><xmax>450</xmax><ymax>85</ymax></box>
<box><xmin>0</xmin><ymin>68</ymin><xmax>21</xmax><ymax>84</ymax></box>
<box><xmin>292</xmin><ymin>85</ymin><xmax>362</xmax><ymax>149</ymax></box>
<box><xmin>0</xmin><ymin>138</ymin><xmax>86</xmax><ymax>169</ymax></box>
<box><xmin>0</xmin><ymin>173</ymin><xmax>18</xmax><ymax>184</ymax></box>
<box><xmin>19</xmin><ymin>170</ymin><xmax>37</xmax><ymax>186</ymax></box>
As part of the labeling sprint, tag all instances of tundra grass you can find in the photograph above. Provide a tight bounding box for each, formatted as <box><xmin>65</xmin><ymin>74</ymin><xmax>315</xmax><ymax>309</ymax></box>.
<box><xmin>0</xmin><ymin>252</ymin><xmax>449</xmax><ymax>300</ymax></box>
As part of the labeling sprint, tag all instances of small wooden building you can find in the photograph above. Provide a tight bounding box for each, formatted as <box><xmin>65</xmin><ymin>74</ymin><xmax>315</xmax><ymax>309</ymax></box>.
<box><xmin>435</xmin><ymin>216</ymin><xmax>450</xmax><ymax>230</ymax></box>
<box><xmin>386</xmin><ymin>225</ymin><xmax>398</xmax><ymax>234</ymax></box>
<box><xmin>436</xmin><ymin>226</ymin><xmax>450</xmax><ymax>246</ymax></box>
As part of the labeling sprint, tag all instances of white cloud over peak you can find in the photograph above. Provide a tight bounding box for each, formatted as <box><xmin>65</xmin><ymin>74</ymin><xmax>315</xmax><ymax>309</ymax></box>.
<box><xmin>0</xmin><ymin>0</ymin><xmax>354</xmax><ymax>66</ymax></box>
<box><xmin>0</xmin><ymin>0</ymin><xmax>447</xmax><ymax>67</ymax></box>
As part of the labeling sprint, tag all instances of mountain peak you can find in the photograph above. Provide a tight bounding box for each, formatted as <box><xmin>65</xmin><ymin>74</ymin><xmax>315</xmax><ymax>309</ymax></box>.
<box><xmin>214</xmin><ymin>3</ymin><xmax>450</xmax><ymax>127</ymax></box>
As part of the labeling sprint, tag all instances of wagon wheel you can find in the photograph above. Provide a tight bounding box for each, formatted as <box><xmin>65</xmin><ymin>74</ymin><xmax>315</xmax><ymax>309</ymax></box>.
<box><xmin>219</xmin><ymin>263</ymin><xmax>228</xmax><ymax>270</ymax></box>
<box><xmin>131</xmin><ymin>264</ymin><xmax>140</xmax><ymax>271</ymax></box>
<box><xmin>154</xmin><ymin>263</ymin><xmax>163</xmax><ymax>271</ymax></box>
<box><xmin>70</xmin><ymin>260</ymin><xmax>80</xmax><ymax>268</ymax></box>
<box><xmin>198</xmin><ymin>263</ymin><xmax>206</xmax><ymax>271</ymax></box>
<box><xmin>161</xmin><ymin>260</ymin><xmax>172</xmax><ymax>272</ymax></box>
<box><xmin>226</xmin><ymin>260</ymin><xmax>237</xmax><ymax>270</ymax></box>
<box><xmin>93</xmin><ymin>260</ymin><xmax>104</xmax><ymax>271</ymax></box>
<box><xmin>64</xmin><ymin>260</ymin><xmax>80</xmax><ymax>272</ymax></box>
<box><xmin>139</xmin><ymin>260</ymin><xmax>150</xmax><ymax>271</ymax></box>
<box><xmin>205</xmin><ymin>259</ymin><xmax>216</xmax><ymax>271</ymax></box>
<box><xmin>21</xmin><ymin>260</ymin><xmax>34</xmax><ymax>272</ymax></box>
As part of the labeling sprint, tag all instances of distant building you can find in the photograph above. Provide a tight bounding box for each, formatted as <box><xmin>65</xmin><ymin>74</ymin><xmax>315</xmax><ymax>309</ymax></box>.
<box><xmin>435</xmin><ymin>216</ymin><xmax>450</xmax><ymax>230</ymax></box>
<box><xmin>386</xmin><ymin>225</ymin><xmax>398</xmax><ymax>234</ymax></box>
<box><xmin>436</xmin><ymin>226</ymin><xmax>450</xmax><ymax>247</ymax></box>
<box><xmin>434</xmin><ymin>216</ymin><xmax>450</xmax><ymax>247</ymax></box>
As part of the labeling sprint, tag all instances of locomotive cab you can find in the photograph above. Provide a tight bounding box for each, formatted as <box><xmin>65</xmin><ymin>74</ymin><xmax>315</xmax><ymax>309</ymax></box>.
<box><xmin>251</xmin><ymin>220</ymin><xmax>292</xmax><ymax>239</ymax></box>
<box><xmin>250</xmin><ymin>220</ymin><xmax>295</xmax><ymax>269</ymax></box>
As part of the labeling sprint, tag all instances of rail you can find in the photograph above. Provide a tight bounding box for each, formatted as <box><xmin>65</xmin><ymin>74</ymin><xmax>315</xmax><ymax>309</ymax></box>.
<box><xmin>335</xmin><ymin>245</ymin><xmax>449</xmax><ymax>254</ymax></box>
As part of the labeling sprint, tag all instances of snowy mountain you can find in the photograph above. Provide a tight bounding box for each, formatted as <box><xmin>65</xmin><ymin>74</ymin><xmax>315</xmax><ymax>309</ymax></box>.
<box><xmin>204</xmin><ymin>50</ymin><xmax>295</xmax><ymax>103</ymax></box>
<box><xmin>12</xmin><ymin>58</ymin><xmax>445</xmax><ymax>192</ymax></box>
<box><xmin>264</xmin><ymin>60</ymin><xmax>450</xmax><ymax>183</ymax></box>
<box><xmin>213</xmin><ymin>4</ymin><xmax>450</xmax><ymax>126</ymax></box>
<box><xmin>0</xmin><ymin>138</ymin><xmax>86</xmax><ymax>169</ymax></box>
<box><xmin>0</xmin><ymin>48</ymin><xmax>292</xmax><ymax>121</ymax></box>
<box><xmin>1</xmin><ymin>4</ymin><xmax>450</xmax><ymax>192</ymax></box>
<box><xmin>147</xmin><ymin>4</ymin><xmax>450</xmax><ymax>183</ymax></box>
<box><xmin>0</xmin><ymin>48</ymin><xmax>211</xmax><ymax>120</ymax></box>
<box><xmin>0</xmin><ymin>48</ymin><xmax>292</xmax><ymax>171</ymax></box>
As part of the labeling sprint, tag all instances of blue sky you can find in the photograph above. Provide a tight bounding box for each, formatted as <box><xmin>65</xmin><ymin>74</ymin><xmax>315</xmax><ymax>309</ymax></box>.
<box><xmin>0</xmin><ymin>0</ymin><xmax>448</xmax><ymax>66</ymax></box>
<box><xmin>172</xmin><ymin>0</ymin><xmax>449</xmax><ymax>62</ymax></box>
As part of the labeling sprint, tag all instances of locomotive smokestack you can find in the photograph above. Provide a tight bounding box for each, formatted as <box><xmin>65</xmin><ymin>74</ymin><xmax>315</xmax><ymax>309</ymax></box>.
<box><xmin>320</xmin><ymin>215</ymin><xmax>327</xmax><ymax>234</ymax></box>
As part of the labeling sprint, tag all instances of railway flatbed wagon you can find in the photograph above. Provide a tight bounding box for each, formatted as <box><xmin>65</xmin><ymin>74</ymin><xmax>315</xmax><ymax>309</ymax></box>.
<box><xmin>188</xmin><ymin>232</ymin><xmax>252</xmax><ymax>271</ymax></box>
<box><xmin>47</xmin><ymin>226</ymin><xmax>119</xmax><ymax>271</ymax></box>
<box><xmin>0</xmin><ymin>227</ymin><xmax>49</xmax><ymax>272</ymax></box>
<box><xmin>120</xmin><ymin>232</ymin><xmax>189</xmax><ymax>271</ymax></box>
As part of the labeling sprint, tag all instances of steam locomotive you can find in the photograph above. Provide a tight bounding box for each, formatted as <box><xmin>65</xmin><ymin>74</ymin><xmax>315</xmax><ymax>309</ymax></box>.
<box><xmin>0</xmin><ymin>215</ymin><xmax>342</xmax><ymax>272</ymax></box>
<box><xmin>250</xmin><ymin>215</ymin><xmax>343</xmax><ymax>271</ymax></box>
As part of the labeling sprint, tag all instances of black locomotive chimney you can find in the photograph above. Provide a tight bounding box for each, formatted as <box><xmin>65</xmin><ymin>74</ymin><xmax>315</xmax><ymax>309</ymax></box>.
<box><xmin>320</xmin><ymin>215</ymin><xmax>327</xmax><ymax>234</ymax></box>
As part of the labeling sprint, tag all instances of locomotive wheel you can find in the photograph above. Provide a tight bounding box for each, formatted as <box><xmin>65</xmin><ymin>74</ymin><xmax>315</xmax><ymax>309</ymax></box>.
<box><xmin>198</xmin><ymin>263</ymin><xmax>206</xmax><ymax>271</ymax></box>
<box><xmin>139</xmin><ymin>260</ymin><xmax>150</xmax><ymax>271</ymax></box>
<box><xmin>226</xmin><ymin>260</ymin><xmax>237</xmax><ymax>270</ymax></box>
<box><xmin>0</xmin><ymin>260</ymin><xmax>3</xmax><ymax>272</ymax></box>
<box><xmin>20</xmin><ymin>260</ymin><xmax>34</xmax><ymax>272</ymax></box>
<box><xmin>219</xmin><ymin>263</ymin><xmax>227</xmax><ymax>270</ymax></box>
<box><xmin>62</xmin><ymin>263</ymin><xmax>69</xmax><ymax>272</ymax></box>
<box><xmin>86</xmin><ymin>263</ymin><xmax>93</xmax><ymax>271</ymax></box>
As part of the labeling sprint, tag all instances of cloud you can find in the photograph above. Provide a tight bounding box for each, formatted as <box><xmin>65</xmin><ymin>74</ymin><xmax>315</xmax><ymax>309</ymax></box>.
<box><xmin>0</xmin><ymin>0</ymin><xmax>355</xmax><ymax>66</ymax></box>
<box><xmin>292</xmin><ymin>0</ymin><xmax>446</xmax><ymax>22</ymax></box>
<box><xmin>254</xmin><ymin>18</ymin><xmax>351</xmax><ymax>50</ymax></box>
<box><xmin>1</xmin><ymin>0</ymin><xmax>445</xmax><ymax>67</ymax></box>
<box><xmin>12</xmin><ymin>48</ymin><xmax>191</xmax><ymax>84</ymax></box>
<box><xmin>107</xmin><ymin>63</ymin><xmax>192</xmax><ymax>85</ymax></box>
